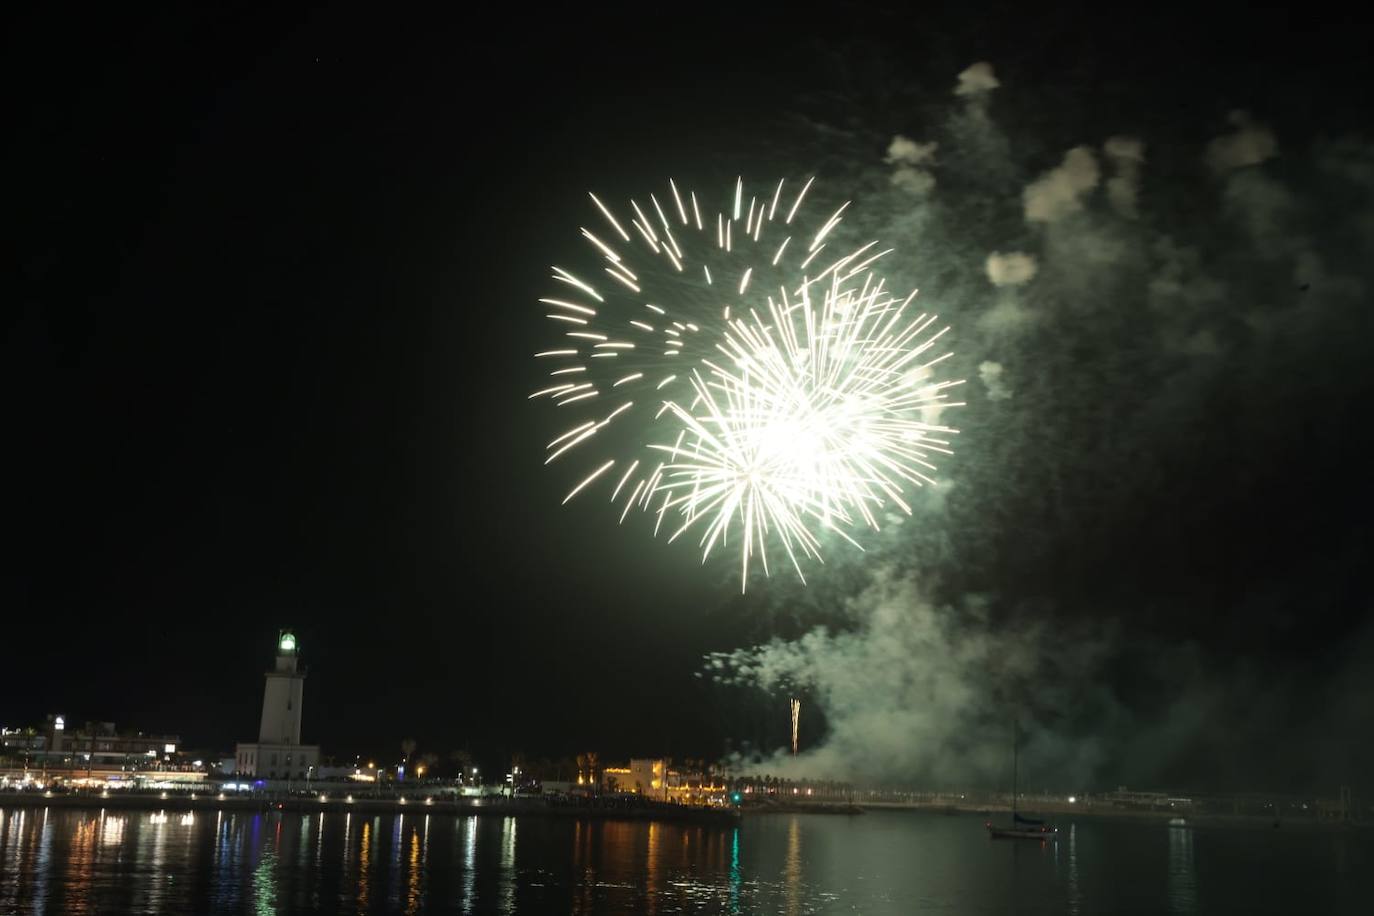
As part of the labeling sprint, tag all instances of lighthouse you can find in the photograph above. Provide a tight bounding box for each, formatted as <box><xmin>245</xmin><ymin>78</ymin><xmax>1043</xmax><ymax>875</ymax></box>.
<box><xmin>234</xmin><ymin>631</ymin><xmax>321</xmax><ymax>781</ymax></box>
<box><xmin>258</xmin><ymin>630</ymin><xmax>305</xmax><ymax>744</ymax></box>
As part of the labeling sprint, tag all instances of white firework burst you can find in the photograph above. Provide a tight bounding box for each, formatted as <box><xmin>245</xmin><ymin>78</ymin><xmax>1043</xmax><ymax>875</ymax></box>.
<box><xmin>529</xmin><ymin>177</ymin><xmax>963</xmax><ymax>588</ymax></box>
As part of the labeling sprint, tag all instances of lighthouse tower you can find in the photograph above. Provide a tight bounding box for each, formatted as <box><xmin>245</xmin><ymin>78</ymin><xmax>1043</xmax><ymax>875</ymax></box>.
<box><xmin>259</xmin><ymin>631</ymin><xmax>305</xmax><ymax>744</ymax></box>
<box><xmin>234</xmin><ymin>630</ymin><xmax>321</xmax><ymax>781</ymax></box>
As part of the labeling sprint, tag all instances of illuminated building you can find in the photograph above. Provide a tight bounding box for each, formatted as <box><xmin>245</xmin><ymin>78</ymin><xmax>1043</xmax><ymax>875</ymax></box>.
<box><xmin>600</xmin><ymin>758</ymin><xmax>728</xmax><ymax>805</ymax></box>
<box><xmin>233</xmin><ymin>631</ymin><xmax>320</xmax><ymax>780</ymax></box>
<box><xmin>1</xmin><ymin>718</ymin><xmax>181</xmax><ymax>770</ymax></box>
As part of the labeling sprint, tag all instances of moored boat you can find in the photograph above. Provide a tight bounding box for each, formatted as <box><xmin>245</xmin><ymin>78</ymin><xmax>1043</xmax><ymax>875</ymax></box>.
<box><xmin>986</xmin><ymin>721</ymin><xmax>1057</xmax><ymax>841</ymax></box>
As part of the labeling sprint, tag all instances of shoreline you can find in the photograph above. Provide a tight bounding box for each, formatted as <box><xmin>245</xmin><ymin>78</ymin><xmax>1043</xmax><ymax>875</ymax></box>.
<box><xmin>3</xmin><ymin>794</ymin><xmax>1364</xmax><ymax>831</ymax></box>
<box><xmin>0</xmin><ymin>792</ymin><xmax>740</xmax><ymax>826</ymax></box>
<box><xmin>858</xmin><ymin>800</ymin><xmax>1369</xmax><ymax>831</ymax></box>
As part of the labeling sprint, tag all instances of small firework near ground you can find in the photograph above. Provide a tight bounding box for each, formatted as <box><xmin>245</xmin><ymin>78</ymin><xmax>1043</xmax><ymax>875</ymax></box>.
<box><xmin>530</xmin><ymin>178</ymin><xmax>964</xmax><ymax>587</ymax></box>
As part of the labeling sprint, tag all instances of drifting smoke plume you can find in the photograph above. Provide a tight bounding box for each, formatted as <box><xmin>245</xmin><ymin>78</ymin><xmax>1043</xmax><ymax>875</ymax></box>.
<box><xmin>709</xmin><ymin>58</ymin><xmax>1374</xmax><ymax>793</ymax></box>
<box><xmin>886</xmin><ymin>135</ymin><xmax>939</xmax><ymax>195</ymax></box>
<box><xmin>953</xmin><ymin>61</ymin><xmax>1000</xmax><ymax>97</ymax></box>
<box><xmin>715</xmin><ymin>569</ymin><xmax>1374</xmax><ymax>789</ymax></box>
<box><xmin>984</xmin><ymin>251</ymin><xmax>1038</xmax><ymax>286</ymax></box>
<box><xmin>1023</xmin><ymin>146</ymin><xmax>1101</xmax><ymax>223</ymax></box>
<box><xmin>1102</xmin><ymin>136</ymin><xmax>1145</xmax><ymax>218</ymax></box>
<box><xmin>1206</xmin><ymin>110</ymin><xmax>1278</xmax><ymax>173</ymax></box>
<box><xmin>977</xmin><ymin>361</ymin><xmax>1012</xmax><ymax>401</ymax></box>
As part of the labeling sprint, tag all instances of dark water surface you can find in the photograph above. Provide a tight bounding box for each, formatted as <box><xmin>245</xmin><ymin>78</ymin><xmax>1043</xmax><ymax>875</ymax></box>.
<box><xmin>1</xmin><ymin>806</ymin><xmax>1370</xmax><ymax>914</ymax></box>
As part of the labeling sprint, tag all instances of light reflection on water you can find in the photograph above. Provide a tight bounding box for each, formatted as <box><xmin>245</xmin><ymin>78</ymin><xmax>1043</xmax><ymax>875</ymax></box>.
<box><xmin>356</xmin><ymin>818</ymin><xmax>371</xmax><ymax>910</ymax></box>
<box><xmin>498</xmin><ymin>816</ymin><xmax>516</xmax><ymax>914</ymax></box>
<box><xmin>1169</xmin><ymin>824</ymin><xmax>1198</xmax><ymax>913</ymax></box>
<box><xmin>0</xmin><ymin>806</ymin><xmax>1369</xmax><ymax>914</ymax></box>
<box><xmin>1066</xmin><ymin>822</ymin><xmax>1082</xmax><ymax>916</ymax></box>
<box><xmin>406</xmin><ymin>817</ymin><xmax>423</xmax><ymax>915</ymax></box>
<box><xmin>728</xmin><ymin>825</ymin><xmax>741</xmax><ymax>915</ymax></box>
<box><xmin>783</xmin><ymin>815</ymin><xmax>801</xmax><ymax>916</ymax></box>
<box><xmin>32</xmin><ymin>809</ymin><xmax>52</xmax><ymax>914</ymax></box>
<box><xmin>460</xmin><ymin>815</ymin><xmax>476</xmax><ymax>912</ymax></box>
<box><xmin>252</xmin><ymin>850</ymin><xmax>278</xmax><ymax>916</ymax></box>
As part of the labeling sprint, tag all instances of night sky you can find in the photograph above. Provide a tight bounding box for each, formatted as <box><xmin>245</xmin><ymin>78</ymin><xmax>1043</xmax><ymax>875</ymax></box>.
<box><xmin>8</xmin><ymin>3</ymin><xmax>1373</xmax><ymax>793</ymax></box>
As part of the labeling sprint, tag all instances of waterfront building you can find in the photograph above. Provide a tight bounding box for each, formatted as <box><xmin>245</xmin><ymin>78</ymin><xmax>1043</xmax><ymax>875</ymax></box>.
<box><xmin>233</xmin><ymin>631</ymin><xmax>320</xmax><ymax>780</ymax></box>
<box><xmin>600</xmin><ymin>758</ymin><xmax>727</xmax><ymax>805</ymax></box>
<box><xmin>1</xmin><ymin>718</ymin><xmax>180</xmax><ymax>770</ymax></box>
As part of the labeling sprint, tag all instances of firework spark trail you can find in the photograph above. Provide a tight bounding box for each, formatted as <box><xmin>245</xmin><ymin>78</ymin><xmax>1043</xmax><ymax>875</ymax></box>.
<box><xmin>791</xmin><ymin>698</ymin><xmax>801</xmax><ymax>757</ymax></box>
<box><xmin>530</xmin><ymin>178</ymin><xmax>964</xmax><ymax>588</ymax></box>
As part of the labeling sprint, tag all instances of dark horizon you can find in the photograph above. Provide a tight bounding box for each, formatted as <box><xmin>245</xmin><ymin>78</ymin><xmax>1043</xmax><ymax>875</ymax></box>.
<box><xmin>7</xmin><ymin>3</ymin><xmax>1373</xmax><ymax>796</ymax></box>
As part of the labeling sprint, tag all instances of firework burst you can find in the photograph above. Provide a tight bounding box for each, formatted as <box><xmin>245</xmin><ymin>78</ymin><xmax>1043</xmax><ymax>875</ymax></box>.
<box><xmin>529</xmin><ymin>178</ymin><xmax>963</xmax><ymax>588</ymax></box>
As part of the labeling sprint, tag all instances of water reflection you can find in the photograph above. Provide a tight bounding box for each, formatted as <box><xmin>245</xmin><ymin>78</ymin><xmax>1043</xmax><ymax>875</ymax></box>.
<box><xmin>253</xmin><ymin>850</ymin><xmax>278</xmax><ymax>916</ymax></box>
<box><xmin>2</xmin><ymin>806</ymin><xmax>1371</xmax><ymax>914</ymax></box>
<box><xmin>0</xmin><ymin>810</ymin><xmax>21</xmax><ymax>912</ymax></box>
<box><xmin>99</xmin><ymin>812</ymin><xmax>125</xmax><ymax>848</ymax></box>
<box><xmin>60</xmin><ymin>815</ymin><xmax>95</xmax><ymax>915</ymax></box>
<box><xmin>212</xmin><ymin>809</ymin><xmax>240</xmax><ymax>911</ymax></box>
<box><xmin>570</xmin><ymin>818</ymin><xmax>592</xmax><ymax>915</ymax></box>
<box><xmin>32</xmin><ymin>808</ymin><xmax>52</xmax><ymax>914</ymax></box>
<box><xmin>1066</xmin><ymin>823</ymin><xmax>1082</xmax><ymax>916</ymax></box>
<box><xmin>1332</xmin><ymin>833</ymin><xmax>1348</xmax><ymax>875</ymax></box>
<box><xmin>406</xmin><ymin>819</ymin><xmax>424</xmax><ymax>915</ymax></box>
<box><xmin>297</xmin><ymin>814</ymin><xmax>310</xmax><ymax>875</ymax></box>
<box><xmin>646</xmin><ymin>821</ymin><xmax>660</xmax><ymax>915</ymax></box>
<box><xmin>499</xmin><ymin>816</ymin><xmax>518</xmax><ymax>913</ymax></box>
<box><xmin>390</xmin><ymin>814</ymin><xmax>405</xmax><ymax>907</ymax></box>
<box><xmin>357</xmin><ymin>818</ymin><xmax>371</xmax><ymax>910</ymax></box>
<box><xmin>342</xmin><ymin>811</ymin><xmax>353</xmax><ymax>882</ymax></box>
<box><xmin>1167</xmin><ymin>825</ymin><xmax>1197</xmax><ymax>913</ymax></box>
<box><xmin>315</xmin><ymin>811</ymin><xmax>325</xmax><ymax>909</ymax></box>
<box><xmin>461</xmin><ymin>816</ymin><xmax>477</xmax><ymax>912</ymax></box>
<box><xmin>783</xmin><ymin>817</ymin><xmax>801</xmax><ymax>916</ymax></box>
<box><xmin>728</xmin><ymin>826</ymin><xmax>742</xmax><ymax>915</ymax></box>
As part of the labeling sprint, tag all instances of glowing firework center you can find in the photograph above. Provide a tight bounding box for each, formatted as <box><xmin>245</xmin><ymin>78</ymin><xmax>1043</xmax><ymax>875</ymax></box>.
<box><xmin>530</xmin><ymin>178</ymin><xmax>963</xmax><ymax>586</ymax></box>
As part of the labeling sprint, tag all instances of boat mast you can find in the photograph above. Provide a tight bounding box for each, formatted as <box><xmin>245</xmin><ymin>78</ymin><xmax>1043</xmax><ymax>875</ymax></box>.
<box><xmin>1011</xmin><ymin>718</ymin><xmax>1018</xmax><ymax>817</ymax></box>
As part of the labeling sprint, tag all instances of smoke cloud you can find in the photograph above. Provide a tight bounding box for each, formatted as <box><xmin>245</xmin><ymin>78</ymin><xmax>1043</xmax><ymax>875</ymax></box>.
<box><xmin>953</xmin><ymin>61</ymin><xmax>1000</xmax><ymax>97</ymax></box>
<box><xmin>886</xmin><ymin>135</ymin><xmax>938</xmax><ymax>195</ymax></box>
<box><xmin>1103</xmin><ymin>136</ymin><xmax>1145</xmax><ymax>218</ymax></box>
<box><xmin>711</xmin><ymin>57</ymin><xmax>1374</xmax><ymax>794</ymax></box>
<box><xmin>977</xmin><ymin>361</ymin><xmax>1012</xmax><ymax>401</ymax></box>
<box><xmin>1205</xmin><ymin>110</ymin><xmax>1278</xmax><ymax>172</ymax></box>
<box><xmin>984</xmin><ymin>251</ymin><xmax>1038</xmax><ymax>286</ymax></box>
<box><xmin>1024</xmin><ymin>146</ymin><xmax>1101</xmax><ymax>223</ymax></box>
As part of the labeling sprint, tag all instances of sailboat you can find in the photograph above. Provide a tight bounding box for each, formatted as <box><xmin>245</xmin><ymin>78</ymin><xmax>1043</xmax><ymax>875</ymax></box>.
<box><xmin>987</xmin><ymin>720</ymin><xmax>1057</xmax><ymax>841</ymax></box>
